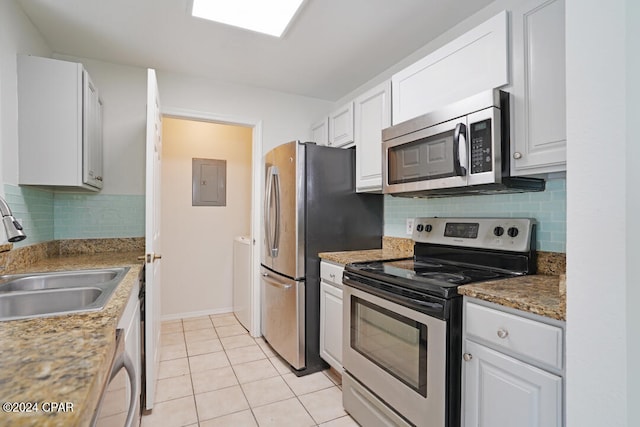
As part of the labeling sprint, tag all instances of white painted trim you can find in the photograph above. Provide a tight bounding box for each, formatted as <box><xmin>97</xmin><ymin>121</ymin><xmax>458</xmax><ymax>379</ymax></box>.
<box><xmin>161</xmin><ymin>307</ymin><xmax>234</xmax><ymax>322</ymax></box>
<box><xmin>160</xmin><ymin>107</ymin><xmax>263</xmax><ymax>338</ymax></box>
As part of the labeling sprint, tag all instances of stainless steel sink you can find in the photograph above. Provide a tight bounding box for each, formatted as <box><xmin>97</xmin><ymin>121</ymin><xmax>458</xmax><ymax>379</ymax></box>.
<box><xmin>0</xmin><ymin>267</ymin><xmax>129</xmax><ymax>321</ymax></box>
<box><xmin>0</xmin><ymin>269</ymin><xmax>120</xmax><ymax>292</ymax></box>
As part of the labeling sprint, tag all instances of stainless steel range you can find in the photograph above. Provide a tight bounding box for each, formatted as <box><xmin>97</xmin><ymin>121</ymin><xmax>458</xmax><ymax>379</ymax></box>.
<box><xmin>342</xmin><ymin>217</ymin><xmax>536</xmax><ymax>427</ymax></box>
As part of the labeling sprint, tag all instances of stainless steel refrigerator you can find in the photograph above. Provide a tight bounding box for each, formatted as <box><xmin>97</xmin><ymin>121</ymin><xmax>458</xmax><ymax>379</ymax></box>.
<box><xmin>261</xmin><ymin>141</ymin><xmax>383</xmax><ymax>376</ymax></box>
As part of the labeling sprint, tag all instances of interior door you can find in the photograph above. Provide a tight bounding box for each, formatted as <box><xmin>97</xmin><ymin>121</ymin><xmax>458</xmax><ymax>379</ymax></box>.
<box><xmin>144</xmin><ymin>68</ymin><xmax>162</xmax><ymax>410</ymax></box>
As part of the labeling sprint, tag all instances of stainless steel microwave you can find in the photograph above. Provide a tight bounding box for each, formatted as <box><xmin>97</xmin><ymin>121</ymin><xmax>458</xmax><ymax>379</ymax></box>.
<box><xmin>382</xmin><ymin>89</ymin><xmax>545</xmax><ymax>197</ymax></box>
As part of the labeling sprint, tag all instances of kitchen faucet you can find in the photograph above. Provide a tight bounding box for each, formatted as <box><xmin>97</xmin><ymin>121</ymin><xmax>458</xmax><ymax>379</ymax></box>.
<box><xmin>0</xmin><ymin>196</ymin><xmax>26</xmax><ymax>242</ymax></box>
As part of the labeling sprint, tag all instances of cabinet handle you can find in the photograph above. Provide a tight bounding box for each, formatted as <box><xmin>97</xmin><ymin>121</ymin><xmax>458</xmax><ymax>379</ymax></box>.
<box><xmin>463</xmin><ymin>353</ymin><xmax>473</xmax><ymax>362</ymax></box>
<box><xmin>329</xmin><ymin>273</ymin><xmax>336</xmax><ymax>280</ymax></box>
<box><xmin>513</xmin><ymin>152</ymin><xmax>523</xmax><ymax>160</ymax></box>
<box><xmin>497</xmin><ymin>328</ymin><xmax>509</xmax><ymax>339</ymax></box>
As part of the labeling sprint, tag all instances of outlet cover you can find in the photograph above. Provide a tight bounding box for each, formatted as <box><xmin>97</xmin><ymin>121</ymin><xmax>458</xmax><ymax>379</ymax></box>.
<box><xmin>406</xmin><ymin>218</ymin><xmax>415</xmax><ymax>235</ymax></box>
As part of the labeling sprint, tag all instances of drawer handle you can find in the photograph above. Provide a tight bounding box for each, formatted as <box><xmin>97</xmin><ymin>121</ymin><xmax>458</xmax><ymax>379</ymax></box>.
<box><xmin>329</xmin><ymin>273</ymin><xmax>336</xmax><ymax>280</ymax></box>
<box><xmin>497</xmin><ymin>328</ymin><xmax>509</xmax><ymax>339</ymax></box>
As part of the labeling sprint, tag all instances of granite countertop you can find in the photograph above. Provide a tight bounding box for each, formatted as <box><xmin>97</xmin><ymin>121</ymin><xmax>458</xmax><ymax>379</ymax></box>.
<box><xmin>0</xmin><ymin>252</ymin><xmax>143</xmax><ymax>427</ymax></box>
<box><xmin>459</xmin><ymin>275</ymin><xmax>565</xmax><ymax>321</ymax></box>
<box><xmin>318</xmin><ymin>248</ymin><xmax>412</xmax><ymax>265</ymax></box>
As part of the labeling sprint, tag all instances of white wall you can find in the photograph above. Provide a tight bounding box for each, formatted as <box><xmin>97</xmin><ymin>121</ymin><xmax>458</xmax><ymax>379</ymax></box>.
<box><xmin>626</xmin><ymin>2</ymin><xmax>640</xmax><ymax>424</ymax></box>
<box><xmin>566</xmin><ymin>1</ymin><xmax>638</xmax><ymax>426</ymax></box>
<box><xmin>0</xmin><ymin>0</ymin><xmax>51</xmax><ymax>189</ymax></box>
<box><xmin>156</xmin><ymin>70</ymin><xmax>333</xmax><ymax>155</ymax></box>
<box><xmin>161</xmin><ymin>118</ymin><xmax>252</xmax><ymax>317</ymax></box>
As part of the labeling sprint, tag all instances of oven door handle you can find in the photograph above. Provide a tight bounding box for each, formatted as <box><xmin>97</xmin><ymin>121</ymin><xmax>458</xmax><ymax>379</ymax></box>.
<box><xmin>453</xmin><ymin>122</ymin><xmax>468</xmax><ymax>176</ymax></box>
<box><xmin>408</xmin><ymin>298</ymin><xmax>444</xmax><ymax>310</ymax></box>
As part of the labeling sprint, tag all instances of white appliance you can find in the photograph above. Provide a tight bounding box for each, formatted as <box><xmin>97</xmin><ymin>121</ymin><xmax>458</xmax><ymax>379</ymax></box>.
<box><xmin>233</xmin><ymin>236</ymin><xmax>252</xmax><ymax>330</ymax></box>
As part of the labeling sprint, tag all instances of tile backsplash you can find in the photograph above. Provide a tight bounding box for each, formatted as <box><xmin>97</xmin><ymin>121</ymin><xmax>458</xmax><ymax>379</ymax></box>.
<box><xmin>384</xmin><ymin>178</ymin><xmax>566</xmax><ymax>252</ymax></box>
<box><xmin>6</xmin><ymin>178</ymin><xmax>566</xmax><ymax>253</ymax></box>
<box><xmin>3</xmin><ymin>185</ymin><xmax>54</xmax><ymax>245</ymax></box>
<box><xmin>4</xmin><ymin>184</ymin><xmax>144</xmax><ymax>246</ymax></box>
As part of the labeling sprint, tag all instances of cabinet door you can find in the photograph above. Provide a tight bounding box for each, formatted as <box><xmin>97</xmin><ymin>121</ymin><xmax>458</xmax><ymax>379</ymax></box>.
<box><xmin>510</xmin><ymin>0</ymin><xmax>566</xmax><ymax>175</ymax></box>
<box><xmin>83</xmin><ymin>71</ymin><xmax>104</xmax><ymax>189</ymax></box>
<box><xmin>463</xmin><ymin>340</ymin><xmax>562</xmax><ymax>427</ymax></box>
<box><xmin>320</xmin><ymin>281</ymin><xmax>343</xmax><ymax>371</ymax></box>
<box><xmin>310</xmin><ymin>118</ymin><xmax>329</xmax><ymax>146</ymax></box>
<box><xmin>354</xmin><ymin>81</ymin><xmax>391</xmax><ymax>193</ymax></box>
<box><xmin>329</xmin><ymin>102</ymin><xmax>354</xmax><ymax>147</ymax></box>
<box><xmin>392</xmin><ymin>11</ymin><xmax>508</xmax><ymax>124</ymax></box>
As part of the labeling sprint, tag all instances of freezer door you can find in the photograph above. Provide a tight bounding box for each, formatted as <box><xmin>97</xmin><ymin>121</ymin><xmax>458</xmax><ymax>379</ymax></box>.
<box><xmin>261</xmin><ymin>267</ymin><xmax>305</xmax><ymax>370</ymax></box>
<box><xmin>262</xmin><ymin>141</ymin><xmax>305</xmax><ymax>279</ymax></box>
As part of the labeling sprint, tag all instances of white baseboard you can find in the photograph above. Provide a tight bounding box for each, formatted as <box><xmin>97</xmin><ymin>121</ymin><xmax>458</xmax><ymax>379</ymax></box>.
<box><xmin>161</xmin><ymin>307</ymin><xmax>234</xmax><ymax>322</ymax></box>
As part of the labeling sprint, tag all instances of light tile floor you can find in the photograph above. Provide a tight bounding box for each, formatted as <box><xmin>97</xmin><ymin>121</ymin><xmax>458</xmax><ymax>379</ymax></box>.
<box><xmin>141</xmin><ymin>314</ymin><xmax>358</xmax><ymax>427</ymax></box>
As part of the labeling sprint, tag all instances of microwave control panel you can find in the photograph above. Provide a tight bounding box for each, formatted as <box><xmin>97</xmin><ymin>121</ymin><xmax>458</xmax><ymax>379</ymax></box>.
<box><xmin>470</xmin><ymin>119</ymin><xmax>493</xmax><ymax>174</ymax></box>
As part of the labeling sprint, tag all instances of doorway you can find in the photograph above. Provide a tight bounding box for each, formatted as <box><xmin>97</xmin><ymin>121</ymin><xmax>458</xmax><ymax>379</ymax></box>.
<box><xmin>159</xmin><ymin>109</ymin><xmax>262</xmax><ymax>338</ymax></box>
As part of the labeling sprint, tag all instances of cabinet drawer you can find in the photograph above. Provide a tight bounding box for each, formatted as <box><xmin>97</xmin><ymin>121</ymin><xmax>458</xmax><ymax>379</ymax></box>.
<box><xmin>320</xmin><ymin>262</ymin><xmax>344</xmax><ymax>287</ymax></box>
<box><xmin>465</xmin><ymin>302</ymin><xmax>563</xmax><ymax>370</ymax></box>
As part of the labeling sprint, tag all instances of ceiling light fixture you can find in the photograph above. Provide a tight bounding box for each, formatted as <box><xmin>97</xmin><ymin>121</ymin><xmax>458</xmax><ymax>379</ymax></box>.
<box><xmin>191</xmin><ymin>0</ymin><xmax>305</xmax><ymax>38</ymax></box>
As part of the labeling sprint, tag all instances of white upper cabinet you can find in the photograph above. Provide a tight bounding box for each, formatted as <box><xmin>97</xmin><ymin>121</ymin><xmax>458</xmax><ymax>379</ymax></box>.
<box><xmin>509</xmin><ymin>0</ymin><xmax>566</xmax><ymax>175</ymax></box>
<box><xmin>18</xmin><ymin>55</ymin><xmax>104</xmax><ymax>191</ymax></box>
<box><xmin>310</xmin><ymin>117</ymin><xmax>329</xmax><ymax>146</ymax></box>
<box><xmin>328</xmin><ymin>101</ymin><xmax>354</xmax><ymax>147</ymax></box>
<box><xmin>392</xmin><ymin>11</ymin><xmax>509</xmax><ymax>124</ymax></box>
<box><xmin>354</xmin><ymin>81</ymin><xmax>391</xmax><ymax>193</ymax></box>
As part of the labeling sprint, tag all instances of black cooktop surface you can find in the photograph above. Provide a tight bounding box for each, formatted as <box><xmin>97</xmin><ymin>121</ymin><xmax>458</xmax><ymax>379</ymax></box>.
<box><xmin>345</xmin><ymin>257</ymin><xmax>519</xmax><ymax>299</ymax></box>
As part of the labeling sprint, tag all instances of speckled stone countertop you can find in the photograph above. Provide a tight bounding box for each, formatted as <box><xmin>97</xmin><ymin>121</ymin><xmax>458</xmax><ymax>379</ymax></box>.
<box><xmin>318</xmin><ymin>236</ymin><xmax>413</xmax><ymax>265</ymax></box>
<box><xmin>459</xmin><ymin>275</ymin><xmax>565</xmax><ymax>321</ymax></box>
<box><xmin>0</xmin><ymin>252</ymin><xmax>143</xmax><ymax>427</ymax></box>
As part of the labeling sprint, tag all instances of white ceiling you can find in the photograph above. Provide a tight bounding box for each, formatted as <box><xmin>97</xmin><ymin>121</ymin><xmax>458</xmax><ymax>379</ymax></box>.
<box><xmin>17</xmin><ymin>0</ymin><xmax>493</xmax><ymax>101</ymax></box>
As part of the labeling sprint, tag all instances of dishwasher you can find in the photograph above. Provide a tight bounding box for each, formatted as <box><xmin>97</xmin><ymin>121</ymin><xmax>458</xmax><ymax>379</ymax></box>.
<box><xmin>93</xmin><ymin>278</ymin><xmax>141</xmax><ymax>427</ymax></box>
<box><xmin>92</xmin><ymin>328</ymin><xmax>138</xmax><ymax>426</ymax></box>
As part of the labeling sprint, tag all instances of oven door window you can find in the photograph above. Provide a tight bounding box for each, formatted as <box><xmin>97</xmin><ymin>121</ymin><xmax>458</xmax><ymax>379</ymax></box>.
<box><xmin>350</xmin><ymin>296</ymin><xmax>427</xmax><ymax>397</ymax></box>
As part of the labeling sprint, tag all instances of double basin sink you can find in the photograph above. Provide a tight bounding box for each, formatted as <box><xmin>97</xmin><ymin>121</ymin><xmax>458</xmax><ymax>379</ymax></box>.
<box><xmin>0</xmin><ymin>267</ymin><xmax>129</xmax><ymax>321</ymax></box>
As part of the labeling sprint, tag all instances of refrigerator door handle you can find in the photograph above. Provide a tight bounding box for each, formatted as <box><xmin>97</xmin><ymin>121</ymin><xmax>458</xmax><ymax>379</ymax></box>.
<box><xmin>262</xmin><ymin>273</ymin><xmax>292</xmax><ymax>290</ymax></box>
<box><xmin>264</xmin><ymin>166</ymin><xmax>274</xmax><ymax>257</ymax></box>
<box><xmin>272</xmin><ymin>168</ymin><xmax>281</xmax><ymax>258</ymax></box>
<box><xmin>264</xmin><ymin>166</ymin><xmax>280</xmax><ymax>258</ymax></box>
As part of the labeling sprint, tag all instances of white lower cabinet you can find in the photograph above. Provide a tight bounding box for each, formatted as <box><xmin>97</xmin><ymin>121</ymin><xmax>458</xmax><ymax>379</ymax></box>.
<box><xmin>462</xmin><ymin>298</ymin><xmax>564</xmax><ymax>427</ymax></box>
<box><xmin>463</xmin><ymin>340</ymin><xmax>562</xmax><ymax>427</ymax></box>
<box><xmin>320</xmin><ymin>261</ymin><xmax>344</xmax><ymax>372</ymax></box>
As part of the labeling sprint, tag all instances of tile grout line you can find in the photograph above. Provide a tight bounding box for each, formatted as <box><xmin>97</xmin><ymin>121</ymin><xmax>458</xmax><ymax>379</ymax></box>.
<box><xmin>183</xmin><ymin>319</ymin><xmax>203</xmax><ymax>427</ymax></box>
<box><xmin>156</xmin><ymin>315</ymin><xmax>351</xmax><ymax>427</ymax></box>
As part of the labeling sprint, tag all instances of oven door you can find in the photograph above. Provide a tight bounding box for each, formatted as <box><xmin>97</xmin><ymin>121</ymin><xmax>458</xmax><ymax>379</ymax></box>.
<box><xmin>343</xmin><ymin>284</ymin><xmax>447</xmax><ymax>427</ymax></box>
<box><xmin>383</xmin><ymin>116</ymin><xmax>469</xmax><ymax>194</ymax></box>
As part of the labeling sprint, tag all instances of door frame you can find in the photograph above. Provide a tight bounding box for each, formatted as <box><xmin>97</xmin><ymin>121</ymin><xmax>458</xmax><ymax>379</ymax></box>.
<box><xmin>162</xmin><ymin>107</ymin><xmax>263</xmax><ymax>338</ymax></box>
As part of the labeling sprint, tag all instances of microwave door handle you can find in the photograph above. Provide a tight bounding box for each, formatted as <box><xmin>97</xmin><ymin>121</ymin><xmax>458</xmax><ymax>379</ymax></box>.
<box><xmin>453</xmin><ymin>123</ymin><xmax>468</xmax><ymax>176</ymax></box>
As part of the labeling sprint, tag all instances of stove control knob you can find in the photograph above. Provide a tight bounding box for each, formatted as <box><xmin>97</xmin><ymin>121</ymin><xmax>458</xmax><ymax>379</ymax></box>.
<box><xmin>493</xmin><ymin>226</ymin><xmax>504</xmax><ymax>237</ymax></box>
<box><xmin>416</xmin><ymin>224</ymin><xmax>424</xmax><ymax>232</ymax></box>
<box><xmin>507</xmin><ymin>227</ymin><xmax>519</xmax><ymax>238</ymax></box>
<box><xmin>425</xmin><ymin>224</ymin><xmax>433</xmax><ymax>233</ymax></box>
